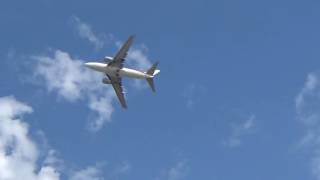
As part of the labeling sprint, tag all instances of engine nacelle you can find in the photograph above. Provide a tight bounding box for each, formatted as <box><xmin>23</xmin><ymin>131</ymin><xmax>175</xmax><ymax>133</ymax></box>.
<box><xmin>104</xmin><ymin>56</ymin><xmax>113</xmax><ymax>61</ymax></box>
<box><xmin>103</xmin><ymin>56</ymin><xmax>113</xmax><ymax>64</ymax></box>
<box><xmin>102</xmin><ymin>78</ymin><xmax>112</xmax><ymax>84</ymax></box>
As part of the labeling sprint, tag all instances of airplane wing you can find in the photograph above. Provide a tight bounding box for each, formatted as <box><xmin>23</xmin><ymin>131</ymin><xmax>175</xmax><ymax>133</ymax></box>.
<box><xmin>108</xmin><ymin>35</ymin><xmax>135</xmax><ymax>68</ymax></box>
<box><xmin>107</xmin><ymin>75</ymin><xmax>127</xmax><ymax>108</ymax></box>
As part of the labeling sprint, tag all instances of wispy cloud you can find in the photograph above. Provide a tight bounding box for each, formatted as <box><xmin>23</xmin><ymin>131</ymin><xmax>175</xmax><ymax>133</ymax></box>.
<box><xmin>0</xmin><ymin>96</ymin><xmax>60</xmax><ymax>180</ymax></box>
<box><xmin>116</xmin><ymin>41</ymin><xmax>152</xmax><ymax>70</ymax></box>
<box><xmin>155</xmin><ymin>160</ymin><xmax>189</xmax><ymax>180</ymax></box>
<box><xmin>223</xmin><ymin>114</ymin><xmax>256</xmax><ymax>148</ymax></box>
<box><xmin>72</xmin><ymin>16</ymin><xmax>155</xmax><ymax>89</ymax></box>
<box><xmin>182</xmin><ymin>84</ymin><xmax>207</xmax><ymax>109</ymax></box>
<box><xmin>32</xmin><ymin>44</ymin><xmax>155</xmax><ymax>131</ymax></box>
<box><xmin>71</xmin><ymin>16</ymin><xmax>105</xmax><ymax>50</ymax></box>
<box><xmin>296</xmin><ymin>73</ymin><xmax>320</xmax><ymax>126</ymax></box>
<box><xmin>69</xmin><ymin>160</ymin><xmax>132</xmax><ymax>180</ymax></box>
<box><xmin>70</xmin><ymin>165</ymin><xmax>104</xmax><ymax>180</ymax></box>
<box><xmin>70</xmin><ymin>15</ymin><xmax>155</xmax><ymax>73</ymax></box>
<box><xmin>114</xmin><ymin>161</ymin><xmax>131</xmax><ymax>175</ymax></box>
<box><xmin>33</xmin><ymin>50</ymin><xmax>116</xmax><ymax>132</ymax></box>
<box><xmin>168</xmin><ymin>160</ymin><xmax>188</xmax><ymax>180</ymax></box>
<box><xmin>182</xmin><ymin>84</ymin><xmax>196</xmax><ymax>109</ymax></box>
<box><xmin>33</xmin><ymin>17</ymin><xmax>156</xmax><ymax>131</ymax></box>
<box><xmin>295</xmin><ymin>72</ymin><xmax>320</xmax><ymax>180</ymax></box>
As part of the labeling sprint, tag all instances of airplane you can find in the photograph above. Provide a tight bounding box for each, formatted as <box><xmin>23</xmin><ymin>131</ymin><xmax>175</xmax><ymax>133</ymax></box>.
<box><xmin>84</xmin><ymin>35</ymin><xmax>160</xmax><ymax>109</ymax></box>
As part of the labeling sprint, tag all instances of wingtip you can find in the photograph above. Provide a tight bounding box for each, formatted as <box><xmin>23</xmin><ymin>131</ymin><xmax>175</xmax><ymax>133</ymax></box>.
<box><xmin>153</xmin><ymin>61</ymin><xmax>159</xmax><ymax>67</ymax></box>
<box><xmin>129</xmin><ymin>34</ymin><xmax>136</xmax><ymax>39</ymax></box>
<box><xmin>121</xmin><ymin>104</ymin><xmax>128</xmax><ymax>109</ymax></box>
<box><xmin>151</xmin><ymin>86</ymin><xmax>156</xmax><ymax>93</ymax></box>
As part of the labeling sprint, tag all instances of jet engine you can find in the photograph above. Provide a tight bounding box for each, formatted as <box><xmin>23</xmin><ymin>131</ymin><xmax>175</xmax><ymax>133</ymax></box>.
<box><xmin>103</xmin><ymin>56</ymin><xmax>113</xmax><ymax>63</ymax></box>
<box><xmin>102</xmin><ymin>78</ymin><xmax>112</xmax><ymax>84</ymax></box>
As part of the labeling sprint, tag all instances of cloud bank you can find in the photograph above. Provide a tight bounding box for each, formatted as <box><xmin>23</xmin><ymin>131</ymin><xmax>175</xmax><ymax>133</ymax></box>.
<box><xmin>0</xmin><ymin>95</ymin><xmax>106</xmax><ymax>180</ymax></box>
<box><xmin>0</xmin><ymin>96</ymin><xmax>60</xmax><ymax>180</ymax></box>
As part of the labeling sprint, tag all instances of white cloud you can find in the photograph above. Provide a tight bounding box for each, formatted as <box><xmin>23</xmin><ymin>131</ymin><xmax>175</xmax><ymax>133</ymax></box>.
<box><xmin>154</xmin><ymin>160</ymin><xmax>188</xmax><ymax>180</ymax></box>
<box><xmin>33</xmin><ymin>33</ymin><xmax>155</xmax><ymax>131</ymax></box>
<box><xmin>35</xmin><ymin>15</ymin><xmax>157</xmax><ymax>130</ymax></box>
<box><xmin>0</xmin><ymin>95</ymin><xmax>107</xmax><ymax>180</ymax></box>
<box><xmin>87</xmin><ymin>94</ymin><xmax>115</xmax><ymax>131</ymax></box>
<box><xmin>296</xmin><ymin>73</ymin><xmax>320</xmax><ymax>126</ymax></box>
<box><xmin>34</xmin><ymin>50</ymin><xmax>116</xmax><ymax>132</ymax></box>
<box><xmin>224</xmin><ymin>114</ymin><xmax>256</xmax><ymax>148</ymax></box>
<box><xmin>182</xmin><ymin>84</ymin><xmax>196</xmax><ymax>109</ymax></box>
<box><xmin>69</xmin><ymin>162</ymin><xmax>132</xmax><ymax>180</ymax></box>
<box><xmin>71</xmin><ymin>16</ymin><xmax>105</xmax><ymax>50</ymax></box>
<box><xmin>71</xmin><ymin>16</ymin><xmax>154</xmax><ymax>72</ymax></box>
<box><xmin>181</xmin><ymin>84</ymin><xmax>207</xmax><ymax>109</ymax></box>
<box><xmin>126</xmin><ymin>46</ymin><xmax>152</xmax><ymax>70</ymax></box>
<box><xmin>295</xmin><ymin>72</ymin><xmax>320</xmax><ymax>180</ymax></box>
<box><xmin>313</xmin><ymin>157</ymin><xmax>320</xmax><ymax>180</ymax></box>
<box><xmin>70</xmin><ymin>166</ymin><xmax>104</xmax><ymax>180</ymax></box>
<box><xmin>114</xmin><ymin>161</ymin><xmax>131</xmax><ymax>175</ymax></box>
<box><xmin>72</xmin><ymin>16</ymin><xmax>154</xmax><ymax>89</ymax></box>
<box><xmin>167</xmin><ymin>161</ymin><xmax>188</xmax><ymax>180</ymax></box>
<box><xmin>0</xmin><ymin>96</ymin><xmax>60</xmax><ymax>180</ymax></box>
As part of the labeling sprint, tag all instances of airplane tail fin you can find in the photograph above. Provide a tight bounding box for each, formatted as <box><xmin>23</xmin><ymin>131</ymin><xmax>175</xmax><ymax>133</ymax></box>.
<box><xmin>146</xmin><ymin>62</ymin><xmax>160</xmax><ymax>92</ymax></box>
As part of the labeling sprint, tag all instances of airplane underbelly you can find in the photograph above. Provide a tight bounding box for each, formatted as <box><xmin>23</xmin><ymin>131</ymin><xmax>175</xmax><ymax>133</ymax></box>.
<box><xmin>103</xmin><ymin>67</ymin><xmax>119</xmax><ymax>77</ymax></box>
<box><xmin>90</xmin><ymin>63</ymin><xmax>109</xmax><ymax>73</ymax></box>
<box><xmin>119</xmin><ymin>68</ymin><xmax>146</xmax><ymax>79</ymax></box>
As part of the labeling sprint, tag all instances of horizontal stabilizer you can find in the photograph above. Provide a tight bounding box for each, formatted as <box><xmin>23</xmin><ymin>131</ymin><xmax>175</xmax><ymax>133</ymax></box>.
<box><xmin>146</xmin><ymin>78</ymin><xmax>156</xmax><ymax>92</ymax></box>
<box><xmin>146</xmin><ymin>62</ymin><xmax>160</xmax><ymax>92</ymax></box>
<box><xmin>147</xmin><ymin>62</ymin><xmax>159</xmax><ymax>76</ymax></box>
<box><xmin>153</xmin><ymin>69</ymin><xmax>160</xmax><ymax>76</ymax></box>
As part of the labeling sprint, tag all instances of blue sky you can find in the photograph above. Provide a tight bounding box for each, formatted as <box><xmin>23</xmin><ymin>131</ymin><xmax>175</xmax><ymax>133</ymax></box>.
<box><xmin>1</xmin><ymin>0</ymin><xmax>320</xmax><ymax>179</ymax></box>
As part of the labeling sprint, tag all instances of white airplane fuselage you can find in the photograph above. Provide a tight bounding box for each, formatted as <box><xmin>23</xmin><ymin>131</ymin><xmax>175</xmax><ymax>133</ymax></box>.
<box><xmin>84</xmin><ymin>62</ymin><xmax>153</xmax><ymax>79</ymax></box>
